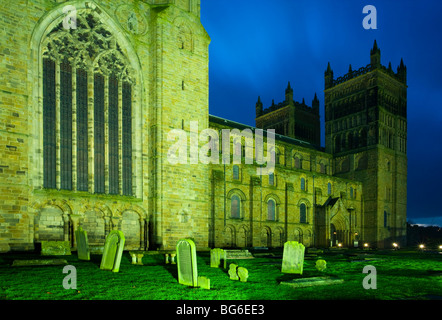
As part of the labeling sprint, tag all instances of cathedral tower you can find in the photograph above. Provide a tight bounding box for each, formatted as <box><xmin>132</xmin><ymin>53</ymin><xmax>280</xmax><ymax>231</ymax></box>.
<box><xmin>324</xmin><ymin>41</ymin><xmax>407</xmax><ymax>248</ymax></box>
<box><xmin>255</xmin><ymin>82</ymin><xmax>321</xmax><ymax>146</ymax></box>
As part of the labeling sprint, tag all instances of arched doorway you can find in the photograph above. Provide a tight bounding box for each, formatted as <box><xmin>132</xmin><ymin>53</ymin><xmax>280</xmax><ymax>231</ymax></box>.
<box><xmin>222</xmin><ymin>226</ymin><xmax>235</xmax><ymax>248</ymax></box>
<box><xmin>260</xmin><ymin>227</ymin><xmax>271</xmax><ymax>248</ymax></box>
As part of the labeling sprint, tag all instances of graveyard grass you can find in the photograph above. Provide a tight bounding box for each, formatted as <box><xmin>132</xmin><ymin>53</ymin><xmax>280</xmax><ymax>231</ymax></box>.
<box><xmin>0</xmin><ymin>249</ymin><xmax>441</xmax><ymax>300</ymax></box>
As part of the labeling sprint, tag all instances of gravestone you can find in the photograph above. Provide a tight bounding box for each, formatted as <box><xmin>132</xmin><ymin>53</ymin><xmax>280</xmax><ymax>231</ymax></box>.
<box><xmin>198</xmin><ymin>276</ymin><xmax>210</xmax><ymax>290</ymax></box>
<box><xmin>315</xmin><ymin>259</ymin><xmax>327</xmax><ymax>271</ymax></box>
<box><xmin>210</xmin><ymin>248</ymin><xmax>226</xmax><ymax>268</ymax></box>
<box><xmin>100</xmin><ymin>230</ymin><xmax>125</xmax><ymax>272</ymax></box>
<box><xmin>176</xmin><ymin>239</ymin><xmax>198</xmax><ymax>287</ymax></box>
<box><xmin>237</xmin><ymin>267</ymin><xmax>249</xmax><ymax>282</ymax></box>
<box><xmin>75</xmin><ymin>227</ymin><xmax>90</xmax><ymax>261</ymax></box>
<box><xmin>41</xmin><ymin>241</ymin><xmax>71</xmax><ymax>256</ymax></box>
<box><xmin>281</xmin><ymin>241</ymin><xmax>305</xmax><ymax>274</ymax></box>
<box><xmin>228</xmin><ymin>263</ymin><xmax>239</xmax><ymax>280</ymax></box>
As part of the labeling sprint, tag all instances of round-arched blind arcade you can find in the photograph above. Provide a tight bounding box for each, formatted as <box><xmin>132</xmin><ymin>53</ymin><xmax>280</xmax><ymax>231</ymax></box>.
<box><xmin>41</xmin><ymin>10</ymin><xmax>136</xmax><ymax>196</ymax></box>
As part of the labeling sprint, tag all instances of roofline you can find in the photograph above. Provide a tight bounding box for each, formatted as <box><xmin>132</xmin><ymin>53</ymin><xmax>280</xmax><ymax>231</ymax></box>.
<box><xmin>208</xmin><ymin>114</ymin><xmax>324</xmax><ymax>152</ymax></box>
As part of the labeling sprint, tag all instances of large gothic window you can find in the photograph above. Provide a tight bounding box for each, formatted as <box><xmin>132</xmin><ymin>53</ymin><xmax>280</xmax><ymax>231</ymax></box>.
<box><xmin>41</xmin><ymin>11</ymin><xmax>135</xmax><ymax>196</ymax></box>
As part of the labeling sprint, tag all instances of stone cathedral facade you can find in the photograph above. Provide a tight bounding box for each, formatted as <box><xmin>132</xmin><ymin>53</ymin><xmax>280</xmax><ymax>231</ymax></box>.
<box><xmin>0</xmin><ymin>0</ymin><xmax>407</xmax><ymax>253</ymax></box>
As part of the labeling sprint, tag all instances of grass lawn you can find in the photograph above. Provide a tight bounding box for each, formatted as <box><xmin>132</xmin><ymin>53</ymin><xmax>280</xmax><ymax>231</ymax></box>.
<box><xmin>0</xmin><ymin>248</ymin><xmax>441</xmax><ymax>301</ymax></box>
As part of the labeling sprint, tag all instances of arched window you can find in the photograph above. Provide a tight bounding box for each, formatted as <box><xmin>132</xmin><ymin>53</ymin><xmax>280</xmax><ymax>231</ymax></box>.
<box><xmin>350</xmin><ymin>187</ymin><xmax>354</xmax><ymax>199</ymax></box>
<box><xmin>384</xmin><ymin>210</ymin><xmax>388</xmax><ymax>227</ymax></box>
<box><xmin>267</xmin><ymin>199</ymin><xmax>276</xmax><ymax>221</ymax></box>
<box><xmin>300</xmin><ymin>203</ymin><xmax>307</xmax><ymax>223</ymax></box>
<box><xmin>327</xmin><ymin>182</ymin><xmax>332</xmax><ymax>195</ymax></box>
<box><xmin>231</xmin><ymin>195</ymin><xmax>241</xmax><ymax>218</ymax></box>
<box><xmin>41</xmin><ymin>10</ymin><xmax>135</xmax><ymax>196</ymax></box>
<box><xmin>301</xmin><ymin>178</ymin><xmax>306</xmax><ymax>191</ymax></box>
<box><xmin>233</xmin><ymin>165</ymin><xmax>239</xmax><ymax>180</ymax></box>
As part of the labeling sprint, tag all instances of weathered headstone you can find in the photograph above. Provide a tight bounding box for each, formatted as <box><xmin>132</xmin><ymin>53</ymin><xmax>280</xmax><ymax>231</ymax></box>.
<box><xmin>41</xmin><ymin>241</ymin><xmax>71</xmax><ymax>256</ymax></box>
<box><xmin>228</xmin><ymin>263</ymin><xmax>239</xmax><ymax>280</ymax></box>
<box><xmin>198</xmin><ymin>276</ymin><xmax>210</xmax><ymax>290</ymax></box>
<box><xmin>210</xmin><ymin>248</ymin><xmax>226</xmax><ymax>268</ymax></box>
<box><xmin>237</xmin><ymin>267</ymin><xmax>249</xmax><ymax>282</ymax></box>
<box><xmin>100</xmin><ymin>230</ymin><xmax>125</xmax><ymax>272</ymax></box>
<box><xmin>75</xmin><ymin>227</ymin><xmax>90</xmax><ymax>261</ymax></box>
<box><xmin>315</xmin><ymin>259</ymin><xmax>327</xmax><ymax>271</ymax></box>
<box><xmin>281</xmin><ymin>241</ymin><xmax>305</xmax><ymax>274</ymax></box>
<box><xmin>176</xmin><ymin>239</ymin><xmax>198</xmax><ymax>287</ymax></box>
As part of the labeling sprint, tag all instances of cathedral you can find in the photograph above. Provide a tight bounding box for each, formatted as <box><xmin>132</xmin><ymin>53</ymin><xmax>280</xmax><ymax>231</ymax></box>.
<box><xmin>0</xmin><ymin>0</ymin><xmax>407</xmax><ymax>253</ymax></box>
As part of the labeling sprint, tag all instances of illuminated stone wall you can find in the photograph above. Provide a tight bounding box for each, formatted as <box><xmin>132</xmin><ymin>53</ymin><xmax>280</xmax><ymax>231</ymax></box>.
<box><xmin>0</xmin><ymin>0</ymin><xmax>209</xmax><ymax>252</ymax></box>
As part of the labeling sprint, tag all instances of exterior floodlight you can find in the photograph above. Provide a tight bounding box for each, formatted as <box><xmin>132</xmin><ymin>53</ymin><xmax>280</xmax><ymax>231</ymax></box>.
<box><xmin>364</xmin><ymin>243</ymin><xmax>369</xmax><ymax>247</ymax></box>
<box><xmin>419</xmin><ymin>244</ymin><xmax>425</xmax><ymax>249</ymax></box>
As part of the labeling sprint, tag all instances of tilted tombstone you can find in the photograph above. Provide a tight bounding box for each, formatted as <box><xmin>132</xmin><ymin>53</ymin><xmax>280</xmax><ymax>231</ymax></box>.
<box><xmin>75</xmin><ymin>227</ymin><xmax>90</xmax><ymax>261</ymax></box>
<box><xmin>281</xmin><ymin>241</ymin><xmax>305</xmax><ymax>274</ymax></box>
<box><xmin>210</xmin><ymin>248</ymin><xmax>226</xmax><ymax>268</ymax></box>
<box><xmin>100</xmin><ymin>230</ymin><xmax>125</xmax><ymax>272</ymax></box>
<box><xmin>228</xmin><ymin>263</ymin><xmax>239</xmax><ymax>280</ymax></box>
<box><xmin>176</xmin><ymin>239</ymin><xmax>198</xmax><ymax>287</ymax></box>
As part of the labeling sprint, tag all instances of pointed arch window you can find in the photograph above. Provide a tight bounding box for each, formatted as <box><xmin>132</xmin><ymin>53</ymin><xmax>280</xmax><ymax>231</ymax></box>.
<box><xmin>41</xmin><ymin>10</ymin><xmax>136</xmax><ymax>196</ymax></box>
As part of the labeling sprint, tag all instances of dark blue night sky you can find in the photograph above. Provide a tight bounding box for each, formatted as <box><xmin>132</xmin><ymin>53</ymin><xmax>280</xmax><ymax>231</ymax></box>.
<box><xmin>200</xmin><ymin>0</ymin><xmax>442</xmax><ymax>227</ymax></box>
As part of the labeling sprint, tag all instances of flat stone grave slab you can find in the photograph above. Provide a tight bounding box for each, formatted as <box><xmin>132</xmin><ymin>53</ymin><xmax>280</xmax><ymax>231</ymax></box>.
<box><xmin>307</xmin><ymin>248</ymin><xmax>324</xmax><ymax>254</ymax></box>
<box><xmin>12</xmin><ymin>259</ymin><xmax>68</xmax><ymax>267</ymax></box>
<box><xmin>90</xmin><ymin>246</ymin><xmax>104</xmax><ymax>254</ymax></box>
<box><xmin>41</xmin><ymin>241</ymin><xmax>71</xmax><ymax>255</ymax></box>
<box><xmin>224</xmin><ymin>249</ymin><xmax>254</xmax><ymax>259</ymax></box>
<box><xmin>280</xmin><ymin>276</ymin><xmax>344</xmax><ymax>288</ymax></box>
